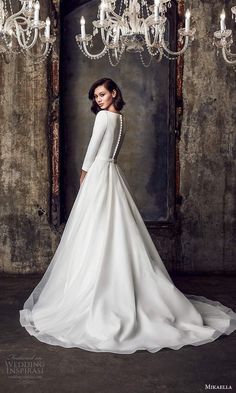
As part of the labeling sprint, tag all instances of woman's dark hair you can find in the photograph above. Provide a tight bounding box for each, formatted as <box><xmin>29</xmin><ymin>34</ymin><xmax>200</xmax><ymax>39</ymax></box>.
<box><xmin>88</xmin><ymin>78</ymin><xmax>126</xmax><ymax>114</ymax></box>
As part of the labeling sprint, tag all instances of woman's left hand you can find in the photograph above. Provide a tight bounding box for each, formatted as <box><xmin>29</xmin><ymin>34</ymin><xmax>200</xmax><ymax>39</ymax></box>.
<box><xmin>80</xmin><ymin>170</ymin><xmax>87</xmax><ymax>186</ymax></box>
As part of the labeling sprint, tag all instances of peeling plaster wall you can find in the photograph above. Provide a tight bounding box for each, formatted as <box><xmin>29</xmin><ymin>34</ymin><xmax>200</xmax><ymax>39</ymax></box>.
<box><xmin>0</xmin><ymin>1</ymin><xmax>61</xmax><ymax>273</ymax></box>
<box><xmin>180</xmin><ymin>0</ymin><xmax>236</xmax><ymax>272</ymax></box>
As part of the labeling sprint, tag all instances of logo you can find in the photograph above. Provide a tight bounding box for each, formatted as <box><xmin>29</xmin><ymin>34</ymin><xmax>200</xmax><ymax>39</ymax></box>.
<box><xmin>205</xmin><ymin>385</ymin><xmax>232</xmax><ymax>390</ymax></box>
<box><xmin>5</xmin><ymin>354</ymin><xmax>45</xmax><ymax>379</ymax></box>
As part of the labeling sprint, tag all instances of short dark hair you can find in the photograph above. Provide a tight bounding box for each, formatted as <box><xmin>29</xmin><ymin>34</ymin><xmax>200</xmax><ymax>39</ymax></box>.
<box><xmin>88</xmin><ymin>78</ymin><xmax>126</xmax><ymax>114</ymax></box>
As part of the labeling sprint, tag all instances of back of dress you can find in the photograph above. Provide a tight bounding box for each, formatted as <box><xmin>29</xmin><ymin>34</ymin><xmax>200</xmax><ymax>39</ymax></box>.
<box><xmin>82</xmin><ymin>110</ymin><xmax>125</xmax><ymax>172</ymax></box>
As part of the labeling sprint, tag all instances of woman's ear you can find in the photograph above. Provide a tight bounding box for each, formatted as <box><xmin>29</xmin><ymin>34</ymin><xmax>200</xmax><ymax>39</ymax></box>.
<box><xmin>112</xmin><ymin>89</ymin><xmax>117</xmax><ymax>98</ymax></box>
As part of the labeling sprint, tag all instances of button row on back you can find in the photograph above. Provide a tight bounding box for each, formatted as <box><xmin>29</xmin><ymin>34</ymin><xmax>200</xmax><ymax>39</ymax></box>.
<box><xmin>112</xmin><ymin>115</ymin><xmax>123</xmax><ymax>160</ymax></box>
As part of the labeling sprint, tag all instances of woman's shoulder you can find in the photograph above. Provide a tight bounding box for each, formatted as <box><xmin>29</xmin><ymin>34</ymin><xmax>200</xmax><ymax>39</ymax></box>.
<box><xmin>95</xmin><ymin>110</ymin><xmax>107</xmax><ymax>118</ymax></box>
<box><xmin>94</xmin><ymin>110</ymin><xmax>108</xmax><ymax>123</ymax></box>
<box><xmin>96</xmin><ymin>110</ymin><xmax>123</xmax><ymax>116</ymax></box>
<box><xmin>93</xmin><ymin>110</ymin><xmax>108</xmax><ymax>130</ymax></box>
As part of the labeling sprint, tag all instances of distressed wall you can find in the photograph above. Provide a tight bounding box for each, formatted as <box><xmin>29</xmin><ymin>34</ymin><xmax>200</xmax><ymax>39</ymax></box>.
<box><xmin>0</xmin><ymin>1</ymin><xmax>61</xmax><ymax>273</ymax></box>
<box><xmin>180</xmin><ymin>0</ymin><xmax>236</xmax><ymax>272</ymax></box>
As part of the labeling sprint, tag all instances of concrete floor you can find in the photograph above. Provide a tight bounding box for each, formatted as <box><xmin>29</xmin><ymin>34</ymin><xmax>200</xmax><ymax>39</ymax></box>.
<box><xmin>0</xmin><ymin>274</ymin><xmax>236</xmax><ymax>393</ymax></box>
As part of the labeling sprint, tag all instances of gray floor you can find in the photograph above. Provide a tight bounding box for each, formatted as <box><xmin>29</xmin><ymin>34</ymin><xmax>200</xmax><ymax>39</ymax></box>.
<box><xmin>0</xmin><ymin>274</ymin><xmax>235</xmax><ymax>393</ymax></box>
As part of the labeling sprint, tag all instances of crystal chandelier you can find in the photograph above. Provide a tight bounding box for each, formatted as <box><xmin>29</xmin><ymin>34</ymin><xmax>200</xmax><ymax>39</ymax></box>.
<box><xmin>0</xmin><ymin>0</ymin><xmax>56</xmax><ymax>64</ymax></box>
<box><xmin>75</xmin><ymin>0</ymin><xmax>196</xmax><ymax>67</ymax></box>
<box><xmin>213</xmin><ymin>6</ymin><xmax>236</xmax><ymax>65</ymax></box>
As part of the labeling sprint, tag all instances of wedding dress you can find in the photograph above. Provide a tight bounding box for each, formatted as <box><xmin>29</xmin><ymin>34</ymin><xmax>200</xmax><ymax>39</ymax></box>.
<box><xmin>19</xmin><ymin>110</ymin><xmax>236</xmax><ymax>354</ymax></box>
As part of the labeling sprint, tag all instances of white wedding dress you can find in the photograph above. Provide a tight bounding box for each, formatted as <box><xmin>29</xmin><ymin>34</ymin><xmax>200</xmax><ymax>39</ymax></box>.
<box><xmin>19</xmin><ymin>110</ymin><xmax>236</xmax><ymax>354</ymax></box>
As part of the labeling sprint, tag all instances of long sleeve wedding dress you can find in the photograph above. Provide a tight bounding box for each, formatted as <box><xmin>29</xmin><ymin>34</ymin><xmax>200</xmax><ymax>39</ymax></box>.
<box><xmin>19</xmin><ymin>110</ymin><xmax>236</xmax><ymax>354</ymax></box>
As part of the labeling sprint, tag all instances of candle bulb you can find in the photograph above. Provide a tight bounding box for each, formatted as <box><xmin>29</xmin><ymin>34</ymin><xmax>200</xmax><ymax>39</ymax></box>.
<box><xmin>220</xmin><ymin>10</ymin><xmax>226</xmax><ymax>32</ymax></box>
<box><xmin>185</xmin><ymin>9</ymin><xmax>191</xmax><ymax>32</ymax></box>
<box><xmin>154</xmin><ymin>0</ymin><xmax>160</xmax><ymax>22</ymax></box>
<box><xmin>80</xmin><ymin>16</ymin><xmax>86</xmax><ymax>39</ymax></box>
<box><xmin>129</xmin><ymin>0</ymin><xmax>133</xmax><ymax>13</ymax></box>
<box><xmin>113</xmin><ymin>26</ymin><xmax>119</xmax><ymax>44</ymax></box>
<box><xmin>100</xmin><ymin>0</ymin><xmax>105</xmax><ymax>24</ymax></box>
<box><xmin>34</xmin><ymin>1</ymin><xmax>40</xmax><ymax>23</ymax></box>
<box><xmin>9</xmin><ymin>28</ymin><xmax>13</xmax><ymax>48</ymax></box>
<box><xmin>45</xmin><ymin>17</ymin><xmax>50</xmax><ymax>39</ymax></box>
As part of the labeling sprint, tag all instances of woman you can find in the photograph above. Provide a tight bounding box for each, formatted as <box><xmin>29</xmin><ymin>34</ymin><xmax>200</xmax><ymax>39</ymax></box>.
<box><xmin>19</xmin><ymin>78</ymin><xmax>236</xmax><ymax>354</ymax></box>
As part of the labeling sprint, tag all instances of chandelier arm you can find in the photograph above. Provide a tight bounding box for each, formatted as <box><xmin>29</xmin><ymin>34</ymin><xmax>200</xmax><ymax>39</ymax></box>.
<box><xmin>155</xmin><ymin>50</ymin><xmax>163</xmax><ymax>63</ymax></box>
<box><xmin>144</xmin><ymin>23</ymin><xmax>159</xmax><ymax>48</ymax></box>
<box><xmin>224</xmin><ymin>46</ymin><xmax>236</xmax><ymax>58</ymax></box>
<box><xmin>101</xmin><ymin>18</ymin><xmax>123</xmax><ymax>49</ymax></box>
<box><xmin>12</xmin><ymin>19</ymin><xmax>27</xmax><ymax>48</ymax></box>
<box><xmin>13</xmin><ymin>21</ymin><xmax>27</xmax><ymax>48</ymax></box>
<box><xmin>107</xmin><ymin>10</ymin><xmax>122</xmax><ymax>22</ymax></box>
<box><xmin>23</xmin><ymin>29</ymin><xmax>39</xmax><ymax>49</ymax></box>
<box><xmin>100</xmin><ymin>27</ymin><xmax>120</xmax><ymax>50</ymax></box>
<box><xmin>161</xmin><ymin>35</ymin><xmax>189</xmax><ymax>56</ymax></box>
<box><xmin>108</xmin><ymin>44</ymin><xmax>125</xmax><ymax>66</ymax></box>
<box><xmin>12</xmin><ymin>18</ymin><xmax>39</xmax><ymax>50</ymax></box>
<box><xmin>116</xmin><ymin>44</ymin><xmax>125</xmax><ymax>60</ymax></box>
<box><xmin>114</xmin><ymin>47</ymin><xmax>119</xmax><ymax>62</ymax></box>
<box><xmin>101</xmin><ymin>26</ymin><xmax>111</xmax><ymax>46</ymax></box>
<box><xmin>25</xmin><ymin>42</ymin><xmax>50</xmax><ymax>59</ymax></box>
<box><xmin>13</xmin><ymin>16</ymin><xmax>34</xmax><ymax>32</ymax></box>
<box><xmin>22</xmin><ymin>27</ymin><xmax>39</xmax><ymax>49</ymax></box>
<box><xmin>222</xmin><ymin>46</ymin><xmax>236</xmax><ymax>64</ymax></box>
<box><xmin>4</xmin><ymin>1</ymin><xmax>26</xmax><ymax>32</ymax></box>
<box><xmin>1</xmin><ymin>21</ymin><xmax>22</xmax><ymax>53</ymax></box>
<box><xmin>4</xmin><ymin>14</ymin><xmax>37</xmax><ymax>50</ymax></box>
<box><xmin>81</xmin><ymin>41</ymin><xmax>108</xmax><ymax>59</ymax></box>
<box><xmin>108</xmin><ymin>49</ymin><xmax>119</xmax><ymax>66</ymax></box>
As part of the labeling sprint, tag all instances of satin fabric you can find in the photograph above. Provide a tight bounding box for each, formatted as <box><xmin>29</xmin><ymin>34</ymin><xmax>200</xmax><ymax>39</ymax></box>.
<box><xmin>19</xmin><ymin>111</ymin><xmax>236</xmax><ymax>354</ymax></box>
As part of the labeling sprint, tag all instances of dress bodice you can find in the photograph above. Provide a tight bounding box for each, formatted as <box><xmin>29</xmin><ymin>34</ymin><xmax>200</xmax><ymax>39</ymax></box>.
<box><xmin>82</xmin><ymin>110</ymin><xmax>125</xmax><ymax>172</ymax></box>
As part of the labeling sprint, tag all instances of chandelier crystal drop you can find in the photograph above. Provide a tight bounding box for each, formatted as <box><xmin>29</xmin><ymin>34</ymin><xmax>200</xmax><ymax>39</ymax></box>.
<box><xmin>75</xmin><ymin>0</ymin><xmax>196</xmax><ymax>67</ymax></box>
<box><xmin>213</xmin><ymin>6</ymin><xmax>236</xmax><ymax>65</ymax></box>
<box><xmin>0</xmin><ymin>0</ymin><xmax>56</xmax><ymax>64</ymax></box>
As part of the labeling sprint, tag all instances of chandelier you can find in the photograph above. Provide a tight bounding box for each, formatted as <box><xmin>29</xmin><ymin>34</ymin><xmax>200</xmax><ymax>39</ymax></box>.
<box><xmin>75</xmin><ymin>0</ymin><xmax>196</xmax><ymax>67</ymax></box>
<box><xmin>213</xmin><ymin>6</ymin><xmax>236</xmax><ymax>65</ymax></box>
<box><xmin>0</xmin><ymin>0</ymin><xmax>56</xmax><ymax>64</ymax></box>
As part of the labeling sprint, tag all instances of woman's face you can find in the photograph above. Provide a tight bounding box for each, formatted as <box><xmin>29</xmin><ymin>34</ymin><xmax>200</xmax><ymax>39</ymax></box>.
<box><xmin>94</xmin><ymin>85</ymin><xmax>116</xmax><ymax>111</ymax></box>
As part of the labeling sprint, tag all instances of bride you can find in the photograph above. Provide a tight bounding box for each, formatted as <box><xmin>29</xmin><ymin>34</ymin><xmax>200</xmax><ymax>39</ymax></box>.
<box><xmin>19</xmin><ymin>77</ymin><xmax>236</xmax><ymax>354</ymax></box>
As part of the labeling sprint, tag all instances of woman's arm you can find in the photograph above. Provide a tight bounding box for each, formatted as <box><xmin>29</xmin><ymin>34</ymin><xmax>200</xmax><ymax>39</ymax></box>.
<box><xmin>81</xmin><ymin>111</ymin><xmax>108</xmax><ymax>172</ymax></box>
